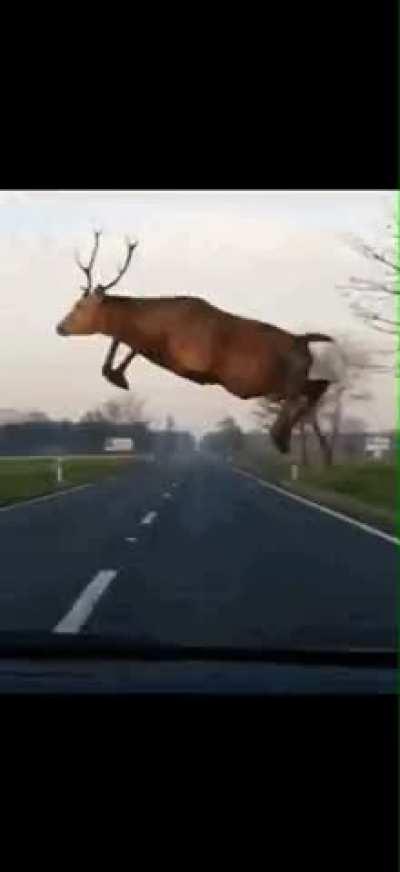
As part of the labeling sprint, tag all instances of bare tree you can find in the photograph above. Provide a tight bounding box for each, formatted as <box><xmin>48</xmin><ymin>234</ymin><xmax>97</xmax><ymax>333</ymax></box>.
<box><xmin>215</xmin><ymin>416</ymin><xmax>244</xmax><ymax>457</ymax></box>
<box><xmin>24</xmin><ymin>410</ymin><xmax>52</xmax><ymax>423</ymax></box>
<box><xmin>336</xmin><ymin>216</ymin><xmax>399</xmax><ymax>339</ymax></box>
<box><xmin>309</xmin><ymin>335</ymin><xmax>373</xmax><ymax>465</ymax></box>
<box><xmin>79</xmin><ymin>408</ymin><xmax>107</xmax><ymax>425</ymax></box>
<box><xmin>103</xmin><ymin>396</ymin><xmax>147</xmax><ymax>424</ymax></box>
<box><xmin>253</xmin><ymin>399</ymin><xmax>281</xmax><ymax>434</ymax></box>
<box><xmin>80</xmin><ymin>394</ymin><xmax>147</xmax><ymax>425</ymax></box>
<box><xmin>340</xmin><ymin>415</ymin><xmax>366</xmax><ymax>433</ymax></box>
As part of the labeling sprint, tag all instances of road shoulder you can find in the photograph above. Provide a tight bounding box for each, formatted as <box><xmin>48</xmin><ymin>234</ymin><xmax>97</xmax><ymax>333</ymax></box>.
<box><xmin>234</xmin><ymin>464</ymin><xmax>396</xmax><ymax>538</ymax></box>
<box><xmin>281</xmin><ymin>479</ymin><xmax>396</xmax><ymax>537</ymax></box>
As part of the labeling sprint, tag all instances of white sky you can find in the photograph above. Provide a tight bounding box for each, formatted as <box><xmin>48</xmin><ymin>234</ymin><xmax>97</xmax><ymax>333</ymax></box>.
<box><xmin>0</xmin><ymin>190</ymin><xmax>396</xmax><ymax>435</ymax></box>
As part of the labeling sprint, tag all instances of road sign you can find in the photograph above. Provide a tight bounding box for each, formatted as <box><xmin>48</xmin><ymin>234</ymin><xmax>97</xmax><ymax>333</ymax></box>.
<box><xmin>365</xmin><ymin>436</ymin><xmax>391</xmax><ymax>460</ymax></box>
<box><xmin>104</xmin><ymin>438</ymin><xmax>134</xmax><ymax>453</ymax></box>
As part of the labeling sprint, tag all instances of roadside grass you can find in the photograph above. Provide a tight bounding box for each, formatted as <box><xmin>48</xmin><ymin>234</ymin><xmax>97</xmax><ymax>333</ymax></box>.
<box><xmin>289</xmin><ymin>462</ymin><xmax>395</xmax><ymax>512</ymax></box>
<box><xmin>235</xmin><ymin>452</ymin><xmax>397</xmax><ymax>535</ymax></box>
<box><xmin>0</xmin><ymin>456</ymin><xmax>135</xmax><ymax>507</ymax></box>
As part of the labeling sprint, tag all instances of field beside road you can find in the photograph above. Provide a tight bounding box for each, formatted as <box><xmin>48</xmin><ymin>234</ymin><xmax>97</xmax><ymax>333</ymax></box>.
<box><xmin>288</xmin><ymin>462</ymin><xmax>395</xmax><ymax>511</ymax></box>
<box><xmin>280</xmin><ymin>462</ymin><xmax>396</xmax><ymax>533</ymax></box>
<box><xmin>0</xmin><ymin>456</ymin><xmax>136</xmax><ymax>507</ymax></box>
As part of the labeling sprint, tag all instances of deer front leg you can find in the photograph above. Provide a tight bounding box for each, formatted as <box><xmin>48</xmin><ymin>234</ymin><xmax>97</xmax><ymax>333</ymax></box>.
<box><xmin>102</xmin><ymin>339</ymin><xmax>136</xmax><ymax>391</ymax></box>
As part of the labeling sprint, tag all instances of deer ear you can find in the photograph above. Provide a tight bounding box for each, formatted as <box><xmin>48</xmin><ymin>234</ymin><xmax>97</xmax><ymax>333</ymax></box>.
<box><xmin>94</xmin><ymin>285</ymin><xmax>105</xmax><ymax>299</ymax></box>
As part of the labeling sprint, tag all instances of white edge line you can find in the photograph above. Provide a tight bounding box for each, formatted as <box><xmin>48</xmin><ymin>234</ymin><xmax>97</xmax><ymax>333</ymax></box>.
<box><xmin>235</xmin><ymin>468</ymin><xmax>399</xmax><ymax>546</ymax></box>
<box><xmin>140</xmin><ymin>510</ymin><xmax>158</xmax><ymax>525</ymax></box>
<box><xmin>53</xmin><ymin>570</ymin><xmax>118</xmax><ymax>634</ymax></box>
<box><xmin>0</xmin><ymin>483</ymin><xmax>93</xmax><ymax>513</ymax></box>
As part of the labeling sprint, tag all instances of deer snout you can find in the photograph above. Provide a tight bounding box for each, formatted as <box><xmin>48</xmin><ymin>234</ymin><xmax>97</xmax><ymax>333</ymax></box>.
<box><xmin>56</xmin><ymin>321</ymin><xmax>68</xmax><ymax>336</ymax></box>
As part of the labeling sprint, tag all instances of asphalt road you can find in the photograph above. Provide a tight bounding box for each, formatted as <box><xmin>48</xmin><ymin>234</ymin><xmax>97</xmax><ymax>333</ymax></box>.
<box><xmin>0</xmin><ymin>456</ymin><xmax>396</xmax><ymax>649</ymax></box>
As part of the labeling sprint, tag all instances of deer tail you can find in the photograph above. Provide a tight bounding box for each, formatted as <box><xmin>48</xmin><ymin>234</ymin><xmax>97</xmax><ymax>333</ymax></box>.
<box><xmin>299</xmin><ymin>333</ymin><xmax>347</xmax><ymax>385</ymax></box>
<box><xmin>301</xmin><ymin>332</ymin><xmax>334</xmax><ymax>344</ymax></box>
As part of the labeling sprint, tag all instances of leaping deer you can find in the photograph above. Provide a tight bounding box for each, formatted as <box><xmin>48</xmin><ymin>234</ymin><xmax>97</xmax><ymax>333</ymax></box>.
<box><xmin>56</xmin><ymin>231</ymin><xmax>342</xmax><ymax>454</ymax></box>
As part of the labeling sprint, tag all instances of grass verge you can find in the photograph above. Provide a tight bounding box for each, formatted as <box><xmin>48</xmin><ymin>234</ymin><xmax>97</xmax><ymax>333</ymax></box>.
<box><xmin>236</xmin><ymin>456</ymin><xmax>397</xmax><ymax>536</ymax></box>
<box><xmin>0</xmin><ymin>456</ymin><xmax>136</xmax><ymax>507</ymax></box>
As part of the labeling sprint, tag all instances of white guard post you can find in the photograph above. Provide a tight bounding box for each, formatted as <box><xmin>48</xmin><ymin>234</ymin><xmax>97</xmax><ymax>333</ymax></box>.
<box><xmin>55</xmin><ymin>457</ymin><xmax>63</xmax><ymax>485</ymax></box>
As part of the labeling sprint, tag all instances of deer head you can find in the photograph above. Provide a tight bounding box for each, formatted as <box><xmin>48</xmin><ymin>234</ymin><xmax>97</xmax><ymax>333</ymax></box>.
<box><xmin>56</xmin><ymin>231</ymin><xmax>138</xmax><ymax>336</ymax></box>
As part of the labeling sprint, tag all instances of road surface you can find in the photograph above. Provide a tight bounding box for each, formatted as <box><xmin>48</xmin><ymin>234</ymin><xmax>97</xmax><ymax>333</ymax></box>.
<box><xmin>0</xmin><ymin>456</ymin><xmax>396</xmax><ymax>649</ymax></box>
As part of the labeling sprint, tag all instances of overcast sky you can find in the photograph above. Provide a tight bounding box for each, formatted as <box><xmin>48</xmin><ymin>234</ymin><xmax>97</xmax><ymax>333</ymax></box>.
<box><xmin>0</xmin><ymin>190</ymin><xmax>395</xmax><ymax>435</ymax></box>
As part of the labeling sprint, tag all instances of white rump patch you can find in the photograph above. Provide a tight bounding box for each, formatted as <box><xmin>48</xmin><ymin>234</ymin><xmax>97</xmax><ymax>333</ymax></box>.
<box><xmin>308</xmin><ymin>341</ymin><xmax>346</xmax><ymax>383</ymax></box>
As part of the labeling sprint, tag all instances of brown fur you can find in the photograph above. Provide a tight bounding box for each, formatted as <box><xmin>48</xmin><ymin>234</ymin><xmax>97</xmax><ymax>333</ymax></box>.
<box><xmin>57</xmin><ymin>291</ymin><xmax>333</xmax><ymax>453</ymax></box>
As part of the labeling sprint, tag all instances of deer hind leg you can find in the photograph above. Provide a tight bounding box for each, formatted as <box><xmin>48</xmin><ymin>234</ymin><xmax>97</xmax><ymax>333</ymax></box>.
<box><xmin>269</xmin><ymin>342</ymin><xmax>312</xmax><ymax>454</ymax></box>
<box><xmin>303</xmin><ymin>378</ymin><xmax>330</xmax><ymax>410</ymax></box>
<box><xmin>271</xmin><ymin>378</ymin><xmax>331</xmax><ymax>454</ymax></box>
<box><xmin>102</xmin><ymin>340</ymin><xmax>136</xmax><ymax>391</ymax></box>
<box><xmin>270</xmin><ymin>396</ymin><xmax>308</xmax><ymax>454</ymax></box>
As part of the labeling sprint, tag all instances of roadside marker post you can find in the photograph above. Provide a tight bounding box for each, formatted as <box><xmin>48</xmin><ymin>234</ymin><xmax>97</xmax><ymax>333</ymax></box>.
<box><xmin>291</xmin><ymin>464</ymin><xmax>299</xmax><ymax>482</ymax></box>
<box><xmin>55</xmin><ymin>457</ymin><xmax>63</xmax><ymax>486</ymax></box>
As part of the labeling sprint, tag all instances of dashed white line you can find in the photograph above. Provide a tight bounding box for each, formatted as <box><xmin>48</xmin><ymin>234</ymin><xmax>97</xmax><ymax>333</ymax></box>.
<box><xmin>162</xmin><ymin>492</ymin><xmax>172</xmax><ymax>500</ymax></box>
<box><xmin>140</xmin><ymin>511</ymin><xmax>158</xmax><ymax>525</ymax></box>
<box><xmin>125</xmin><ymin>537</ymin><xmax>138</xmax><ymax>543</ymax></box>
<box><xmin>53</xmin><ymin>569</ymin><xmax>118</xmax><ymax>634</ymax></box>
<box><xmin>235</xmin><ymin>468</ymin><xmax>399</xmax><ymax>546</ymax></box>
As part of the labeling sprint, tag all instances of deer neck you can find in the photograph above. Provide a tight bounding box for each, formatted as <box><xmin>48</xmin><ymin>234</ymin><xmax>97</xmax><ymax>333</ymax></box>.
<box><xmin>99</xmin><ymin>297</ymin><xmax>141</xmax><ymax>345</ymax></box>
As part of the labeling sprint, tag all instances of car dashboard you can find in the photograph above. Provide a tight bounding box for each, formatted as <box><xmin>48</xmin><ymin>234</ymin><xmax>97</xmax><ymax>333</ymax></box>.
<box><xmin>0</xmin><ymin>636</ymin><xmax>395</xmax><ymax>695</ymax></box>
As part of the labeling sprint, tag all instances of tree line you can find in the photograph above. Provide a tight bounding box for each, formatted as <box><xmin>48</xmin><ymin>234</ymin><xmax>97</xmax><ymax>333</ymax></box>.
<box><xmin>0</xmin><ymin>397</ymin><xmax>195</xmax><ymax>457</ymax></box>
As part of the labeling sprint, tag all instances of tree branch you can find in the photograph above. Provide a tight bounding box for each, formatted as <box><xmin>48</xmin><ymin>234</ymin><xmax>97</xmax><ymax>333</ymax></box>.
<box><xmin>337</xmin><ymin>278</ymin><xmax>398</xmax><ymax>295</ymax></box>
<box><xmin>348</xmin><ymin>239</ymin><xmax>398</xmax><ymax>273</ymax></box>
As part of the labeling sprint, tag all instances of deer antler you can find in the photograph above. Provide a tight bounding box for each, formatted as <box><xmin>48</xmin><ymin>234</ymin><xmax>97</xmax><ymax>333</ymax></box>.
<box><xmin>98</xmin><ymin>237</ymin><xmax>138</xmax><ymax>293</ymax></box>
<box><xmin>75</xmin><ymin>230</ymin><xmax>102</xmax><ymax>295</ymax></box>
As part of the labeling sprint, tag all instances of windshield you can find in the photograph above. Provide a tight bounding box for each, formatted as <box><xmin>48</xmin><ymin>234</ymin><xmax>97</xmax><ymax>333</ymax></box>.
<box><xmin>0</xmin><ymin>190</ymin><xmax>396</xmax><ymax>658</ymax></box>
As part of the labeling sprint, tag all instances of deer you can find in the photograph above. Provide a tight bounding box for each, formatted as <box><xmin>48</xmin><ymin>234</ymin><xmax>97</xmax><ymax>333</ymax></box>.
<box><xmin>56</xmin><ymin>230</ymin><xmax>344</xmax><ymax>454</ymax></box>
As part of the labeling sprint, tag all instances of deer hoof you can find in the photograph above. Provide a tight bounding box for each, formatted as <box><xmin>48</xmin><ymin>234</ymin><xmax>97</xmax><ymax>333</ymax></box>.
<box><xmin>272</xmin><ymin>435</ymin><xmax>290</xmax><ymax>454</ymax></box>
<box><xmin>270</xmin><ymin>422</ymin><xmax>291</xmax><ymax>454</ymax></box>
<box><xmin>103</xmin><ymin>368</ymin><xmax>130</xmax><ymax>390</ymax></box>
